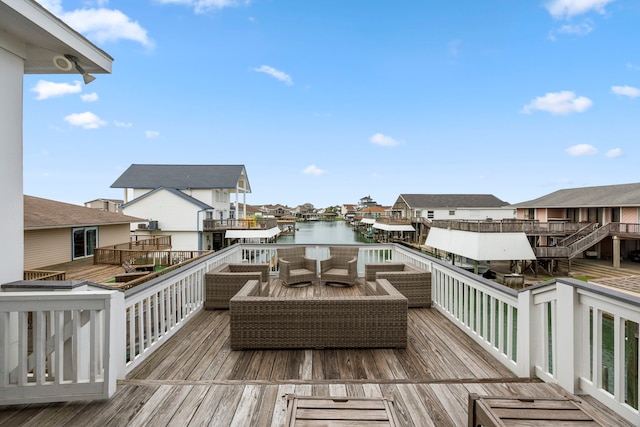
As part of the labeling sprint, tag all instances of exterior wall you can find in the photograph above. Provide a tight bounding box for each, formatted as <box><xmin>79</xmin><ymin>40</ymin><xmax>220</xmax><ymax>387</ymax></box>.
<box><xmin>621</xmin><ymin>207</ymin><xmax>639</xmax><ymax>224</ymax></box>
<box><xmin>23</xmin><ymin>224</ymin><xmax>131</xmax><ymax>269</ymax></box>
<box><xmin>98</xmin><ymin>224</ymin><xmax>132</xmax><ymax>247</ymax></box>
<box><xmin>166</xmin><ymin>231</ymin><xmax>198</xmax><ymax>251</ymax></box>
<box><xmin>123</xmin><ymin>190</ymin><xmax>197</xmax><ymax>231</ymax></box>
<box><xmin>0</xmin><ymin>41</ymin><xmax>25</xmax><ymax>284</ymax></box>
<box><xmin>536</xmin><ymin>209</ymin><xmax>548</xmax><ymax>222</ymax></box>
<box><xmin>422</xmin><ymin>208</ymin><xmax>515</xmax><ymax>221</ymax></box>
<box><xmin>24</xmin><ymin>229</ymin><xmax>70</xmax><ymax>269</ymax></box>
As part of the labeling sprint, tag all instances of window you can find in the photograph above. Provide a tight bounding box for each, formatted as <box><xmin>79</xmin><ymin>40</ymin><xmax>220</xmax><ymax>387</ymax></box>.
<box><xmin>72</xmin><ymin>227</ymin><xmax>97</xmax><ymax>259</ymax></box>
<box><xmin>449</xmin><ymin>210</ymin><xmax>455</xmax><ymax>216</ymax></box>
<box><xmin>427</xmin><ymin>211</ymin><xmax>434</xmax><ymax>219</ymax></box>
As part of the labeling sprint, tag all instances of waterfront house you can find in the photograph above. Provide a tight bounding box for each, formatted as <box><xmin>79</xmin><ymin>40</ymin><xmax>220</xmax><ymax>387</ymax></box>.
<box><xmin>512</xmin><ymin>182</ymin><xmax>640</xmax><ymax>264</ymax></box>
<box><xmin>392</xmin><ymin>193</ymin><xmax>515</xmax><ymax>221</ymax></box>
<box><xmin>111</xmin><ymin>164</ymin><xmax>277</xmax><ymax>250</ymax></box>
<box><xmin>24</xmin><ymin>195</ymin><xmax>144</xmax><ymax>270</ymax></box>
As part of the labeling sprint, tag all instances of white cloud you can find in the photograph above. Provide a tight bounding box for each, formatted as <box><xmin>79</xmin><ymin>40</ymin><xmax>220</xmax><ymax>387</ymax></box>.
<box><xmin>606</xmin><ymin>148</ymin><xmax>622</xmax><ymax>158</ymax></box>
<box><xmin>31</xmin><ymin>80</ymin><xmax>82</xmax><ymax>100</ymax></box>
<box><xmin>521</xmin><ymin>91</ymin><xmax>593</xmax><ymax>115</ymax></box>
<box><xmin>303</xmin><ymin>165</ymin><xmax>327</xmax><ymax>176</ymax></box>
<box><xmin>546</xmin><ymin>0</ymin><xmax>614</xmax><ymax>19</ymax></box>
<box><xmin>158</xmin><ymin>0</ymin><xmax>251</xmax><ymax>14</ymax></box>
<box><xmin>64</xmin><ymin>112</ymin><xmax>107</xmax><ymax>129</ymax></box>
<box><xmin>611</xmin><ymin>85</ymin><xmax>640</xmax><ymax>98</ymax></box>
<box><xmin>627</xmin><ymin>63</ymin><xmax>640</xmax><ymax>71</ymax></box>
<box><xmin>114</xmin><ymin>120</ymin><xmax>133</xmax><ymax>128</ymax></box>
<box><xmin>253</xmin><ymin>65</ymin><xmax>293</xmax><ymax>85</ymax></box>
<box><xmin>370</xmin><ymin>133</ymin><xmax>401</xmax><ymax>147</ymax></box>
<box><xmin>36</xmin><ymin>1</ymin><xmax>152</xmax><ymax>47</ymax></box>
<box><xmin>62</xmin><ymin>9</ymin><xmax>152</xmax><ymax>47</ymax></box>
<box><xmin>81</xmin><ymin>92</ymin><xmax>99</xmax><ymax>102</ymax></box>
<box><xmin>557</xmin><ymin>21</ymin><xmax>594</xmax><ymax>36</ymax></box>
<box><xmin>145</xmin><ymin>130</ymin><xmax>160</xmax><ymax>138</ymax></box>
<box><xmin>566</xmin><ymin>144</ymin><xmax>597</xmax><ymax>156</ymax></box>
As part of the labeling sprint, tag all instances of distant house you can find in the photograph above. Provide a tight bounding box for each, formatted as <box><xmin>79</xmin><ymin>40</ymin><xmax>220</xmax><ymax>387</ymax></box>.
<box><xmin>84</xmin><ymin>198</ymin><xmax>123</xmax><ymax>213</ymax></box>
<box><xmin>359</xmin><ymin>206</ymin><xmax>387</xmax><ymax>219</ymax></box>
<box><xmin>342</xmin><ymin>204</ymin><xmax>357</xmax><ymax>219</ymax></box>
<box><xmin>24</xmin><ymin>195</ymin><xmax>143</xmax><ymax>270</ymax></box>
<box><xmin>111</xmin><ymin>164</ymin><xmax>268</xmax><ymax>250</ymax></box>
<box><xmin>392</xmin><ymin>194</ymin><xmax>514</xmax><ymax>221</ymax></box>
<box><xmin>512</xmin><ymin>182</ymin><xmax>640</xmax><ymax>261</ymax></box>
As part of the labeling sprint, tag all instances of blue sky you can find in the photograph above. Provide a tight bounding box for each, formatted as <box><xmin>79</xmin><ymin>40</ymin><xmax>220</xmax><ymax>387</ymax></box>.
<box><xmin>24</xmin><ymin>0</ymin><xmax>640</xmax><ymax>208</ymax></box>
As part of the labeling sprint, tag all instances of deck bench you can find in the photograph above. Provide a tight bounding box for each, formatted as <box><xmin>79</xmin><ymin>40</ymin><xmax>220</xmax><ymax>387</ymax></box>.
<box><xmin>365</xmin><ymin>262</ymin><xmax>431</xmax><ymax>308</ymax></box>
<box><xmin>229</xmin><ymin>278</ymin><xmax>407</xmax><ymax>350</ymax></box>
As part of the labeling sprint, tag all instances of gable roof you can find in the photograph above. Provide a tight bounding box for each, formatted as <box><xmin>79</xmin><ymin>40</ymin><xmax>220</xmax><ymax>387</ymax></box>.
<box><xmin>111</xmin><ymin>164</ymin><xmax>249</xmax><ymax>191</ymax></box>
<box><xmin>121</xmin><ymin>187</ymin><xmax>213</xmax><ymax>210</ymax></box>
<box><xmin>25</xmin><ymin>195</ymin><xmax>143</xmax><ymax>230</ymax></box>
<box><xmin>398</xmin><ymin>194</ymin><xmax>510</xmax><ymax>209</ymax></box>
<box><xmin>512</xmin><ymin>183</ymin><xmax>640</xmax><ymax>208</ymax></box>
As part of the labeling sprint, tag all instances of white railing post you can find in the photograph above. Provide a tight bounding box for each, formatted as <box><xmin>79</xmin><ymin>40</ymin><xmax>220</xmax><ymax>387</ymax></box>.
<box><xmin>109</xmin><ymin>290</ymin><xmax>126</xmax><ymax>383</ymax></box>
<box><xmin>555</xmin><ymin>281</ymin><xmax>578</xmax><ymax>393</ymax></box>
<box><xmin>517</xmin><ymin>289</ymin><xmax>532</xmax><ymax>378</ymax></box>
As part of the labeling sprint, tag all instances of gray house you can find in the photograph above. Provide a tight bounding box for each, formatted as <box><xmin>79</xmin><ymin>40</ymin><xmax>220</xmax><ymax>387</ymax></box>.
<box><xmin>392</xmin><ymin>194</ymin><xmax>514</xmax><ymax>220</ymax></box>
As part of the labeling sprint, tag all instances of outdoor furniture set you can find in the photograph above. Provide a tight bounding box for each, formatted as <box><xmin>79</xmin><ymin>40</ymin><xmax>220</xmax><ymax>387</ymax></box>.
<box><xmin>203</xmin><ymin>246</ymin><xmax>431</xmax><ymax>350</ymax></box>
<box><xmin>229</xmin><ymin>278</ymin><xmax>408</xmax><ymax>350</ymax></box>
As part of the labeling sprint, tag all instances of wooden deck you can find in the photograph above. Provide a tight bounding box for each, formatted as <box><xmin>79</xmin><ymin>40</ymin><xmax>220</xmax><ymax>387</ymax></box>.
<box><xmin>0</xmin><ymin>280</ymin><xmax>634</xmax><ymax>426</ymax></box>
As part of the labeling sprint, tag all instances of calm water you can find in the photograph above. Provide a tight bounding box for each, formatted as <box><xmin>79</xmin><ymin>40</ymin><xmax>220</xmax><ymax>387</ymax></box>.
<box><xmin>276</xmin><ymin>220</ymin><xmax>373</xmax><ymax>245</ymax></box>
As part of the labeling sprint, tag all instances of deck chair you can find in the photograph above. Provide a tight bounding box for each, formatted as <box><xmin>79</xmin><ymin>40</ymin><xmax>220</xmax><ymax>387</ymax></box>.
<box><xmin>320</xmin><ymin>246</ymin><xmax>359</xmax><ymax>287</ymax></box>
<box><xmin>277</xmin><ymin>247</ymin><xmax>317</xmax><ymax>287</ymax></box>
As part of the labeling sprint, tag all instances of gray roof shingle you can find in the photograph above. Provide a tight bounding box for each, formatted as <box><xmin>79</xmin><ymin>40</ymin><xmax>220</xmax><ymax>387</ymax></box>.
<box><xmin>111</xmin><ymin>164</ymin><xmax>248</xmax><ymax>190</ymax></box>
<box><xmin>398</xmin><ymin>194</ymin><xmax>510</xmax><ymax>208</ymax></box>
<box><xmin>512</xmin><ymin>183</ymin><xmax>640</xmax><ymax>208</ymax></box>
<box><xmin>25</xmin><ymin>195</ymin><xmax>144</xmax><ymax>229</ymax></box>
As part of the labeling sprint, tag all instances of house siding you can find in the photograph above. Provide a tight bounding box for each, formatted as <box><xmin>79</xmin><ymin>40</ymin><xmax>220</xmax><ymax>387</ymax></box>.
<box><xmin>24</xmin><ymin>224</ymin><xmax>132</xmax><ymax>269</ymax></box>
<box><xmin>24</xmin><ymin>228</ymin><xmax>70</xmax><ymax>269</ymax></box>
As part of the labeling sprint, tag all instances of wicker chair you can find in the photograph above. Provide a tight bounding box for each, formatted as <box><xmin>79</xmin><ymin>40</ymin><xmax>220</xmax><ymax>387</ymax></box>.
<box><xmin>205</xmin><ymin>263</ymin><xmax>270</xmax><ymax>309</ymax></box>
<box><xmin>365</xmin><ymin>262</ymin><xmax>431</xmax><ymax>308</ymax></box>
<box><xmin>320</xmin><ymin>246</ymin><xmax>359</xmax><ymax>287</ymax></box>
<box><xmin>277</xmin><ymin>247</ymin><xmax>317</xmax><ymax>287</ymax></box>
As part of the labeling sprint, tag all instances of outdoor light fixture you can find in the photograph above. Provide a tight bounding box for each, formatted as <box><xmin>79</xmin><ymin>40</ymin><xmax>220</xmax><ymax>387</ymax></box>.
<box><xmin>63</xmin><ymin>54</ymin><xmax>96</xmax><ymax>84</ymax></box>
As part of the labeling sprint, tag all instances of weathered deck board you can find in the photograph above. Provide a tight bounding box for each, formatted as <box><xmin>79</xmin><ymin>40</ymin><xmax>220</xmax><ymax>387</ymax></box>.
<box><xmin>0</xmin><ymin>280</ymin><xmax>635</xmax><ymax>426</ymax></box>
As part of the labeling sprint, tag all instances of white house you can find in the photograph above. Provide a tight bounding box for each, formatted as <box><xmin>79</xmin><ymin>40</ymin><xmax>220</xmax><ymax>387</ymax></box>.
<box><xmin>392</xmin><ymin>194</ymin><xmax>515</xmax><ymax>221</ymax></box>
<box><xmin>0</xmin><ymin>0</ymin><xmax>112</xmax><ymax>285</ymax></box>
<box><xmin>111</xmin><ymin>164</ymin><xmax>272</xmax><ymax>250</ymax></box>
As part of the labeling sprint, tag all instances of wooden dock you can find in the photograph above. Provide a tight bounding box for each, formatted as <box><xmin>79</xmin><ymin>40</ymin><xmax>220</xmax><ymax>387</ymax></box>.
<box><xmin>0</xmin><ymin>280</ymin><xmax>634</xmax><ymax>426</ymax></box>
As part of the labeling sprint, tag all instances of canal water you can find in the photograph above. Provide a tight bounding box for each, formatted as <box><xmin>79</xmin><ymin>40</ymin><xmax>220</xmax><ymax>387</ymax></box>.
<box><xmin>276</xmin><ymin>220</ymin><xmax>372</xmax><ymax>245</ymax></box>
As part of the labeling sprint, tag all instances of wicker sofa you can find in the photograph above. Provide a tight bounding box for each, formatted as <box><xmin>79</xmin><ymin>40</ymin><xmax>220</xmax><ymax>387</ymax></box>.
<box><xmin>365</xmin><ymin>262</ymin><xmax>431</xmax><ymax>308</ymax></box>
<box><xmin>204</xmin><ymin>263</ymin><xmax>270</xmax><ymax>310</ymax></box>
<box><xmin>229</xmin><ymin>278</ymin><xmax>407</xmax><ymax>350</ymax></box>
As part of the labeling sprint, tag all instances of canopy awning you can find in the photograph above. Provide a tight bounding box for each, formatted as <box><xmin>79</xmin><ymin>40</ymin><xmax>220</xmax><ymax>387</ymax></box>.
<box><xmin>372</xmin><ymin>223</ymin><xmax>416</xmax><ymax>232</ymax></box>
<box><xmin>360</xmin><ymin>218</ymin><xmax>376</xmax><ymax>225</ymax></box>
<box><xmin>425</xmin><ymin>228</ymin><xmax>536</xmax><ymax>261</ymax></box>
<box><xmin>225</xmin><ymin>227</ymin><xmax>280</xmax><ymax>239</ymax></box>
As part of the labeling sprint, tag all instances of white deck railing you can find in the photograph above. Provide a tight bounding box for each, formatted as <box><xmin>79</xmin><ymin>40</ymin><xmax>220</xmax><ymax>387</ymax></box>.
<box><xmin>0</xmin><ymin>288</ymin><xmax>123</xmax><ymax>405</ymax></box>
<box><xmin>1</xmin><ymin>243</ymin><xmax>639</xmax><ymax>424</ymax></box>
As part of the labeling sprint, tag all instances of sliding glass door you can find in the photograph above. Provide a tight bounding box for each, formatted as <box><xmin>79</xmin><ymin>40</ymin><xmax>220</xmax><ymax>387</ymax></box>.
<box><xmin>73</xmin><ymin>227</ymin><xmax>97</xmax><ymax>259</ymax></box>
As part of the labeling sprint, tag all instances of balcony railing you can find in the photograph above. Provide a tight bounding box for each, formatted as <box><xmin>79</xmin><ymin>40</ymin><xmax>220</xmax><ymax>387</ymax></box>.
<box><xmin>202</xmin><ymin>218</ymin><xmax>278</xmax><ymax>231</ymax></box>
<box><xmin>1</xmin><ymin>244</ymin><xmax>639</xmax><ymax>424</ymax></box>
